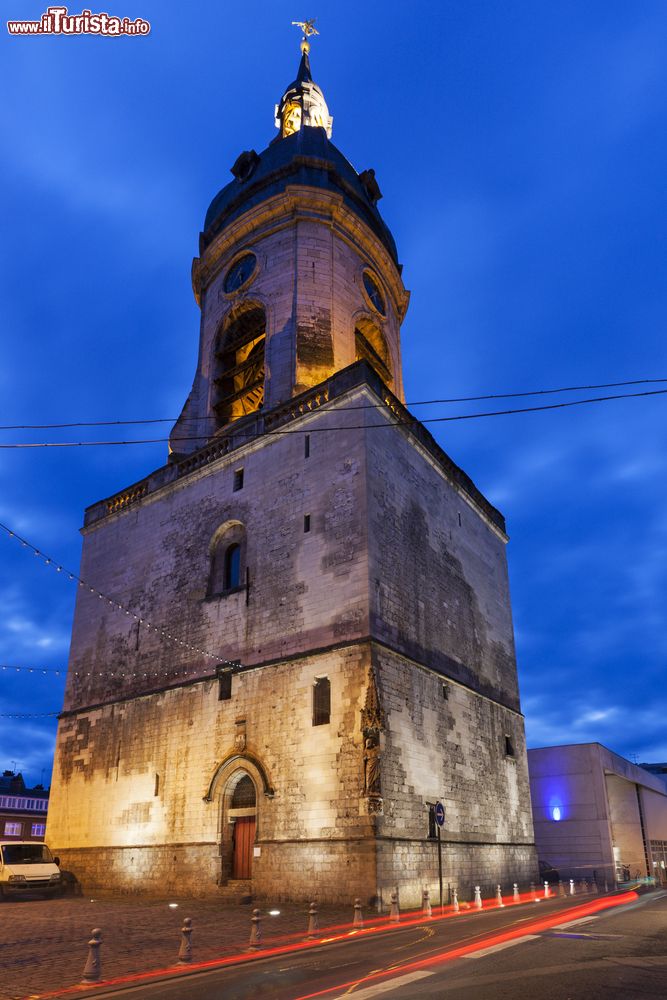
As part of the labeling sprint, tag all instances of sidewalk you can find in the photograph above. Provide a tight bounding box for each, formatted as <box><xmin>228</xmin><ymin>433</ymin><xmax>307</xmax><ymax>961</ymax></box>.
<box><xmin>0</xmin><ymin>895</ymin><xmax>354</xmax><ymax>1000</ymax></box>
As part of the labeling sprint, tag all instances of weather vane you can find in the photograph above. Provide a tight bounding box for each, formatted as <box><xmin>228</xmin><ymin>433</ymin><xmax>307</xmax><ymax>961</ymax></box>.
<box><xmin>292</xmin><ymin>18</ymin><xmax>319</xmax><ymax>53</ymax></box>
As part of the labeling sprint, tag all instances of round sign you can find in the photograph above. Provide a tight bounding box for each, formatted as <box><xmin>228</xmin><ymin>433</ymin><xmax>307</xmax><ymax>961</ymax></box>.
<box><xmin>434</xmin><ymin>801</ymin><xmax>445</xmax><ymax>827</ymax></box>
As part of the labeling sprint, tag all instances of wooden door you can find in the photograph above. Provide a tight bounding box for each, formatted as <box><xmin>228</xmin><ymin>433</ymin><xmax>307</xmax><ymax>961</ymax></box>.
<box><xmin>232</xmin><ymin>817</ymin><xmax>255</xmax><ymax>878</ymax></box>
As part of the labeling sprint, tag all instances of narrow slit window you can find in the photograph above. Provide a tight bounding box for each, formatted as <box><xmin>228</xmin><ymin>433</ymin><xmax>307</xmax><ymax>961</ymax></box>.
<box><xmin>312</xmin><ymin>677</ymin><xmax>331</xmax><ymax>726</ymax></box>
<box><xmin>505</xmin><ymin>735</ymin><xmax>515</xmax><ymax>758</ymax></box>
<box><xmin>224</xmin><ymin>543</ymin><xmax>241</xmax><ymax>590</ymax></box>
<box><xmin>218</xmin><ymin>671</ymin><xmax>232</xmax><ymax>701</ymax></box>
<box><xmin>304</xmin><ymin>514</ymin><xmax>311</xmax><ymax>533</ymax></box>
<box><xmin>304</xmin><ymin>434</ymin><xmax>310</xmax><ymax>458</ymax></box>
<box><xmin>428</xmin><ymin>804</ymin><xmax>437</xmax><ymax>840</ymax></box>
<box><xmin>233</xmin><ymin>468</ymin><xmax>244</xmax><ymax>492</ymax></box>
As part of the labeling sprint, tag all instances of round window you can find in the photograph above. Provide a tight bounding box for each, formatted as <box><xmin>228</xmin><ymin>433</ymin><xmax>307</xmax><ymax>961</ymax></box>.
<box><xmin>224</xmin><ymin>253</ymin><xmax>257</xmax><ymax>294</ymax></box>
<box><xmin>362</xmin><ymin>271</ymin><xmax>386</xmax><ymax>316</ymax></box>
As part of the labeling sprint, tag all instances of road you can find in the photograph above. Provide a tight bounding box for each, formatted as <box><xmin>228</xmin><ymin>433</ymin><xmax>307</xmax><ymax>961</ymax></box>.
<box><xmin>64</xmin><ymin>888</ymin><xmax>667</xmax><ymax>1000</ymax></box>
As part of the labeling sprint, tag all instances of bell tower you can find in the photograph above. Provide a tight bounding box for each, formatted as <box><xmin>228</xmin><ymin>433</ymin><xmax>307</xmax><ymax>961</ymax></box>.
<box><xmin>170</xmin><ymin>27</ymin><xmax>409</xmax><ymax>457</ymax></box>
<box><xmin>47</xmin><ymin>26</ymin><xmax>537</xmax><ymax>906</ymax></box>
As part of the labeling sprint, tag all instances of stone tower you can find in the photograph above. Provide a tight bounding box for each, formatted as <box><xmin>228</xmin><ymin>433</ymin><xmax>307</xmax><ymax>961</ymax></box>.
<box><xmin>46</xmin><ymin>33</ymin><xmax>537</xmax><ymax>904</ymax></box>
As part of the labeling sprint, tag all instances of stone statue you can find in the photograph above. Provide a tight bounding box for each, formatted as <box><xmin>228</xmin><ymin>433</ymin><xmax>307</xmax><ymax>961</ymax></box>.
<box><xmin>363</xmin><ymin>734</ymin><xmax>381</xmax><ymax>796</ymax></box>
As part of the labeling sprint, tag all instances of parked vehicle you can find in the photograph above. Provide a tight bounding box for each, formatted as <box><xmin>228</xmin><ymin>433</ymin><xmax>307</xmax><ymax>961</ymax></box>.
<box><xmin>0</xmin><ymin>841</ymin><xmax>62</xmax><ymax>899</ymax></box>
<box><xmin>538</xmin><ymin>859</ymin><xmax>560</xmax><ymax>884</ymax></box>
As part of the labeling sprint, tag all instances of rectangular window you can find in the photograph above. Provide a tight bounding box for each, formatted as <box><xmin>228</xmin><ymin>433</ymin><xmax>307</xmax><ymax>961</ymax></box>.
<box><xmin>4</xmin><ymin>822</ymin><xmax>22</xmax><ymax>836</ymax></box>
<box><xmin>233</xmin><ymin>468</ymin><xmax>244</xmax><ymax>492</ymax></box>
<box><xmin>218</xmin><ymin>671</ymin><xmax>232</xmax><ymax>701</ymax></box>
<box><xmin>505</xmin><ymin>735</ymin><xmax>515</xmax><ymax>757</ymax></box>
<box><xmin>442</xmin><ymin>684</ymin><xmax>449</xmax><ymax>700</ymax></box>
<box><xmin>154</xmin><ymin>773</ymin><xmax>160</xmax><ymax>797</ymax></box>
<box><xmin>304</xmin><ymin>434</ymin><xmax>310</xmax><ymax>458</ymax></box>
<box><xmin>304</xmin><ymin>514</ymin><xmax>311</xmax><ymax>533</ymax></box>
<box><xmin>427</xmin><ymin>804</ymin><xmax>437</xmax><ymax>839</ymax></box>
<box><xmin>31</xmin><ymin>823</ymin><xmax>46</xmax><ymax>837</ymax></box>
<box><xmin>312</xmin><ymin>677</ymin><xmax>331</xmax><ymax>726</ymax></box>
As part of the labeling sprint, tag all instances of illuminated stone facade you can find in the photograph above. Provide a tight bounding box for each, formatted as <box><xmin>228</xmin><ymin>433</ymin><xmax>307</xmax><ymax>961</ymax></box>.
<box><xmin>47</xmin><ymin>43</ymin><xmax>537</xmax><ymax>904</ymax></box>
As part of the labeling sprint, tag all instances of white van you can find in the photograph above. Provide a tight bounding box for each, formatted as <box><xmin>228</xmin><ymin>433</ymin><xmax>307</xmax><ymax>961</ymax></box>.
<box><xmin>0</xmin><ymin>841</ymin><xmax>62</xmax><ymax>899</ymax></box>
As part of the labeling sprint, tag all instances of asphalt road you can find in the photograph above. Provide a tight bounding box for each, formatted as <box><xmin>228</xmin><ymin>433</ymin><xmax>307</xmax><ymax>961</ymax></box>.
<box><xmin>77</xmin><ymin>890</ymin><xmax>667</xmax><ymax>1000</ymax></box>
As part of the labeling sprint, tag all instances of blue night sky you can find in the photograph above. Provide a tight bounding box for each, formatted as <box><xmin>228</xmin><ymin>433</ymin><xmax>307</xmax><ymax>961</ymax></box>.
<box><xmin>1</xmin><ymin>1</ymin><xmax>666</xmax><ymax>785</ymax></box>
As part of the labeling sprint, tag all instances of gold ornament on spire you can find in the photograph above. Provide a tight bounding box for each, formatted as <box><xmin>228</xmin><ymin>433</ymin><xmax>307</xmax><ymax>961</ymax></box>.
<box><xmin>292</xmin><ymin>17</ymin><xmax>319</xmax><ymax>53</ymax></box>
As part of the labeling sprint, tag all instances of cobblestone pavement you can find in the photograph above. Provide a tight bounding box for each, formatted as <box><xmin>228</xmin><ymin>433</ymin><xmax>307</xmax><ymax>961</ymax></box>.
<box><xmin>0</xmin><ymin>894</ymin><xmax>359</xmax><ymax>1000</ymax></box>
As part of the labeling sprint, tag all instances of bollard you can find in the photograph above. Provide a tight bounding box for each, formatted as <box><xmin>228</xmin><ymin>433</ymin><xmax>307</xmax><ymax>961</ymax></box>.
<box><xmin>530</xmin><ymin>882</ymin><xmax>537</xmax><ymax>902</ymax></box>
<box><xmin>583</xmin><ymin>879</ymin><xmax>589</xmax><ymax>894</ymax></box>
<box><xmin>591</xmin><ymin>879</ymin><xmax>599</xmax><ymax>894</ymax></box>
<box><xmin>452</xmin><ymin>887</ymin><xmax>460</xmax><ymax>913</ymax></box>
<box><xmin>178</xmin><ymin>917</ymin><xmax>192</xmax><ymax>963</ymax></box>
<box><xmin>569</xmin><ymin>879</ymin><xmax>576</xmax><ymax>895</ymax></box>
<box><xmin>496</xmin><ymin>885</ymin><xmax>505</xmax><ymax>907</ymax></box>
<box><xmin>306</xmin><ymin>901</ymin><xmax>319</xmax><ymax>939</ymax></box>
<box><xmin>422</xmin><ymin>888</ymin><xmax>432</xmax><ymax>918</ymax></box>
<box><xmin>389</xmin><ymin>891</ymin><xmax>400</xmax><ymax>922</ymax></box>
<box><xmin>604</xmin><ymin>879</ymin><xmax>609</xmax><ymax>893</ymax></box>
<box><xmin>474</xmin><ymin>885</ymin><xmax>482</xmax><ymax>909</ymax></box>
<box><xmin>353</xmin><ymin>898</ymin><xmax>364</xmax><ymax>928</ymax></box>
<box><xmin>544</xmin><ymin>880</ymin><xmax>550</xmax><ymax>899</ymax></box>
<box><xmin>248</xmin><ymin>908</ymin><xmax>262</xmax><ymax>950</ymax></box>
<box><xmin>82</xmin><ymin>928</ymin><xmax>102</xmax><ymax>983</ymax></box>
<box><xmin>558</xmin><ymin>880</ymin><xmax>566</xmax><ymax>897</ymax></box>
<box><xmin>513</xmin><ymin>882</ymin><xmax>520</xmax><ymax>904</ymax></box>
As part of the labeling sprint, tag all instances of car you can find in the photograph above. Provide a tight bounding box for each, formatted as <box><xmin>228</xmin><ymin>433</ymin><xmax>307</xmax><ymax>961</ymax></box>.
<box><xmin>538</xmin><ymin>859</ymin><xmax>560</xmax><ymax>884</ymax></box>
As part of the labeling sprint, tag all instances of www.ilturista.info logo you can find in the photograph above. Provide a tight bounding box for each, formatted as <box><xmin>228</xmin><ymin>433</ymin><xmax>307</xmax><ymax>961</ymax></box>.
<box><xmin>7</xmin><ymin>6</ymin><xmax>150</xmax><ymax>35</ymax></box>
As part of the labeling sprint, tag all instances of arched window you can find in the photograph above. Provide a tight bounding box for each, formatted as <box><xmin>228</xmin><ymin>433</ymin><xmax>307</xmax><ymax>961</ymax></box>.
<box><xmin>355</xmin><ymin>318</ymin><xmax>392</xmax><ymax>386</ymax></box>
<box><xmin>208</xmin><ymin>522</ymin><xmax>246</xmax><ymax>597</ymax></box>
<box><xmin>231</xmin><ymin>774</ymin><xmax>256</xmax><ymax>808</ymax></box>
<box><xmin>214</xmin><ymin>304</ymin><xmax>266</xmax><ymax>428</ymax></box>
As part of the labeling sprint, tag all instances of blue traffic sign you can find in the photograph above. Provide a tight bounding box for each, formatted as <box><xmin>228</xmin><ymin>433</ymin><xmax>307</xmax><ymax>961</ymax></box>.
<box><xmin>434</xmin><ymin>801</ymin><xmax>445</xmax><ymax>827</ymax></box>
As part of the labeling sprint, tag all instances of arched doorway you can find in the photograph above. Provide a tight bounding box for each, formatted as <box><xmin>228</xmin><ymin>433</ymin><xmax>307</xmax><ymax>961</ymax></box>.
<box><xmin>226</xmin><ymin>772</ymin><xmax>257</xmax><ymax>880</ymax></box>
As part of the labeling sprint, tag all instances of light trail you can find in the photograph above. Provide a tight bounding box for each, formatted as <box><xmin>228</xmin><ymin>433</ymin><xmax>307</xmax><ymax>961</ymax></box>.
<box><xmin>21</xmin><ymin>891</ymin><xmax>637</xmax><ymax>1000</ymax></box>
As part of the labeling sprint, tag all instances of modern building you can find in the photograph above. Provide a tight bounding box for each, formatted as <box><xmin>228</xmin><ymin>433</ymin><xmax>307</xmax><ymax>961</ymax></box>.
<box><xmin>528</xmin><ymin>743</ymin><xmax>667</xmax><ymax>886</ymax></box>
<box><xmin>46</xmin><ymin>31</ymin><xmax>537</xmax><ymax>904</ymax></box>
<box><xmin>0</xmin><ymin>771</ymin><xmax>49</xmax><ymax>841</ymax></box>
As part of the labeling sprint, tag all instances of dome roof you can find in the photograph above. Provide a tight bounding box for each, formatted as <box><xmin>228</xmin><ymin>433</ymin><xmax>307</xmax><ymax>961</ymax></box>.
<box><xmin>202</xmin><ymin>127</ymin><xmax>399</xmax><ymax>265</ymax></box>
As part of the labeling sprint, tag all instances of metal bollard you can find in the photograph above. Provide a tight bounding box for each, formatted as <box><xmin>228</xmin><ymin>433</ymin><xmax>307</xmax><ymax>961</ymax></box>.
<box><xmin>452</xmin><ymin>887</ymin><xmax>460</xmax><ymax>913</ymax></box>
<box><xmin>474</xmin><ymin>885</ymin><xmax>482</xmax><ymax>909</ymax></box>
<box><xmin>306</xmin><ymin>901</ymin><xmax>319</xmax><ymax>938</ymax></box>
<box><xmin>422</xmin><ymin>888</ymin><xmax>432</xmax><ymax>918</ymax></box>
<box><xmin>513</xmin><ymin>882</ymin><xmax>520</xmax><ymax>904</ymax></box>
<box><xmin>591</xmin><ymin>880</ymin><xmax>599</xmax><ymax>894</ymax></box>
<box><xmin>604</xmin><ymin>879</ymin><xmax>609</xmax><ymax>893</ymax></box>
<box><xmin>530</xmin><ymin>882</ymin><xmax>537</xmax><ymax>902</ymax></box>
<box><xmin>569</xmin><ymin>879</ymin><xmax>576</xmax><ymax>895</ymax></box>
<box><xmin>248</xmin><ymin>908</ymin><xmax>262</xmax><ymax>950</ymax></box>
<box><xmin>353</xmin><ymin>898</ymin><xmax>364</xmax><ymax>928</ymax></box>
<box><xmin>389</xmin><ymin>891</ymin><xmax>400</xmax><ymax>922</ymax></box>
<box><xmin>82</xmin><ymin>928</ymin><xmax>102</xmax><ymax>983</ymax></box>
<box><xmin>496</xmin><ymin>885</ymin><xmax>505</xmax><ymax>907</ymax></box>
<box><xmin>582</xmin><ymin>879</ymin><xmax>589</xmax><ymax>894</ymax></box>
<box><xmin>558</xmin><ymin>880</ymin><xmax>566</xmax><ymax>897</ymax></box>
<box><xmin>178</xmin><ymin>917</ymin><xmax>192</xmax><ymax>963</ymax></box>
<box><xmin>544</xmin><ymin>880</ymin><xmax>550</xmax><ymax>899</ymax></box>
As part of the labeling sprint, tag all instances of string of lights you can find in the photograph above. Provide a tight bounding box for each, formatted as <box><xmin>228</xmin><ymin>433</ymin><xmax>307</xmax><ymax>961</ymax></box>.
<box><xmin>1</xmin><ymin>377</ymin><xmax>665</xmax><ymax>430</ymax></box>
<box><xmin>0</xmin><ymin>663</ymin><xmax>214</xmax><ymax>681</ymax></box>
<box><xmin>0</xmin><ymin>386</ymin><xmax>666</xmax><ymax>448</ymax></box>
<box><xmin>0</xmin><ymin>521</ymin><xmax>238</xmax><ymax>668</ymax></box>
<box><xmin>0</xmin><ymin>711</ymin><xmax>60</xmax><ymax>719</ymax></box>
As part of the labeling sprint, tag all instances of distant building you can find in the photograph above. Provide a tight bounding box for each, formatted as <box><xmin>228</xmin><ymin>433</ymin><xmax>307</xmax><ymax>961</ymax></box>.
<box><xmin>0</xmin><ymin>771</ymin><xmax>49</xmax><ymax>841</ymax></box>
<box><xmin>528</xmin><ymin>744</ymin><xmax>667</xmax><ymax>886</ymax></box>
<box><xmin>639</xmin><ymin>762</ymin><xmax>667</xmax><ymax>793</ymax></box>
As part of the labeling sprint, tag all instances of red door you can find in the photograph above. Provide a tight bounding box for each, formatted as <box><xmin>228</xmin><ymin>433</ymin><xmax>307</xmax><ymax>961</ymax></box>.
<box><xmin>232</xmin><ymin>817</ymin><xmax>255</xmax><ymax>878</ymax></box>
